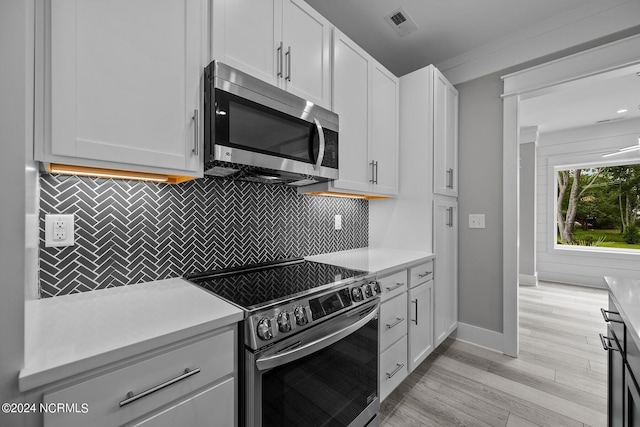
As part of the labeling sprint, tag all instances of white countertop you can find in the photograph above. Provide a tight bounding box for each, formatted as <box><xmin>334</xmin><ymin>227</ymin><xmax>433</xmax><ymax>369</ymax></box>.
<box><xmin>306</xmin><ymin>247</ymin><xmax>435</xmax><ymax>276</ymax></box>
<box><xmin>20</xmin><ymin>278</ymin><xmax>243</xmax><ymax>392</ymax></box>
<box><xmin>604</xmin><ymin>276</ymin><xmax>640</xmax><ymax>352</ymax></box>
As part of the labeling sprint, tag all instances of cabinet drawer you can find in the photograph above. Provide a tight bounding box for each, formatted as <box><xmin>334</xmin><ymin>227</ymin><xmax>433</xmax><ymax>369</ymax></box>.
<box><xmin>378</xmin><ymin>270</ymin><xmax>408</xmax><ymax>302</ymax></box>
<box><xmin>132</xmin><ymin>377</ymin><xmax>235</xmax><ymax>427</ymax></box>
<box><xmin>380</xmin><ymin>293</ymin><xmax>408</xmax><ymax>351</ymax></box>
<box><xmin>380</xmin><ymin>335</ymin><xmax>408</xmax><ymax>402</ymax></box>
<box><xmin>44</xmin><ymin>328</ymin><xmax>235</xmax><ymax>427</ymax></box>
<box><xmin>409</xmin><ymin>261</ymin><xmax>433</xmax><ymax>288</ymax></box>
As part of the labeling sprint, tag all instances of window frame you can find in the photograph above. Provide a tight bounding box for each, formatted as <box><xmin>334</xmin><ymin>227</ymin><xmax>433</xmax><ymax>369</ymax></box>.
<box><xmin>548</xmin><ymin>156</ymin><xmax>640</xmax><ymax>260</ymax></box>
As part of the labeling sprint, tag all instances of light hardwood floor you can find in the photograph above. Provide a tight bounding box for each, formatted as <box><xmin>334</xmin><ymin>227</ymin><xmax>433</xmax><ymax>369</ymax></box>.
<box><xmin>380</xmin><ymin>281</ymin><xmax>609</xmax><ymax>427</ymax></box>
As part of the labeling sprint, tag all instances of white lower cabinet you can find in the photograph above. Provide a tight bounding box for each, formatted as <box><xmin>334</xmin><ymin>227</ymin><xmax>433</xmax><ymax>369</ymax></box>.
<box><xmin>380</xmin><ymin>335</ymin><xmax>408</xmax><ymax>401</ymax></box>
<box><xmin>43</xmin><ymin>326</ymin><xmax>237</xmax><ymax>427</ymax></box>
<box><xmin>133</xmin><ymin>377</ymin><xmax>234</xmax><ymax>427</ymax></box>
<box><xmin>408</xmin><ymin>261</ymin><xmax>434</xmax><ymax>372</ymax></box>
<box><xmin>377</xmin><ymin>258</ymin><xmax>435</xmax><ymax>402</ymax></box>
<box><xmin>434</xmin><ymin>197</ymin><xmax>458</xmax><ymax>346</ymax></box>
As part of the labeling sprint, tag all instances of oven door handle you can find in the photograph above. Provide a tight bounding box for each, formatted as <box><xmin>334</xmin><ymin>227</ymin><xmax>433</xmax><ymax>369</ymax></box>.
<box><xmin>255</xmin><ymin>304</ymin><xmax>378</xmax><ymax>371</ymax></box>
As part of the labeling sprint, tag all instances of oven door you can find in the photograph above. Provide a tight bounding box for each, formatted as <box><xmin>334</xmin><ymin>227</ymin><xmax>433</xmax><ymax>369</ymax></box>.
<box><xmin>246</xmin><ymin>301</ymin><xmax>379</xmax><ymax>427</ymax></box>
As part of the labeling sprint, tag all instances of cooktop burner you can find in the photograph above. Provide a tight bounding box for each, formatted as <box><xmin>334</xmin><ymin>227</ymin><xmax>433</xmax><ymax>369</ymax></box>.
<box><xmin>185</xmin><ymin>258</ymin><xmax>369</xmax><ymax>311</ymax></box>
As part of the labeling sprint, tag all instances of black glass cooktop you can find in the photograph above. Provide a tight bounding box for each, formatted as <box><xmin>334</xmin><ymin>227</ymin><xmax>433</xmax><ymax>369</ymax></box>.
<box><xmin>185</xmin><ymin>258</ymin><xmax>368</xmax><ymax>311</ymax></box>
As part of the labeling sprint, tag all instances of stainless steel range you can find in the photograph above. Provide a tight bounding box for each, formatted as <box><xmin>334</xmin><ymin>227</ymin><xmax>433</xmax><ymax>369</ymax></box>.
<box><xmin>186</xmin><ymin>258</ymin><xmax>380</xmax><ymax>427</ymax></box>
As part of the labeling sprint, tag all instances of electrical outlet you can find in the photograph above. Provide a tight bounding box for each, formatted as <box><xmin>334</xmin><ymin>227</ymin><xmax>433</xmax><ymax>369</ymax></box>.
<box><xmin>334</xmin><ymin>214</ymin><xmax>342</xmax><ymax>230</ymax></box>
<box><xmin>45</xmin><ymin>214</ymin><xmax>75</xmax><ymax>247</ymax></box>
<box><xmin>469</xmin><ymin>214</ymin><xmax>485</xmax><ymax>229</ymax></box>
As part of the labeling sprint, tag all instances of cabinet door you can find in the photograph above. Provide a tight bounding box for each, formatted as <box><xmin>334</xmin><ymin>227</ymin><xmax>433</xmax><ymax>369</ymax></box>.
<box><xmin>408</xmin><ymin>280</ymin><xmax>433</xmax><ymax>372</ymax></box>
<box><xmin>433</xmin><ymin>69</ymin><xmax>458</xmax><ymax>197</ymax></box>
<box><xmin>370</xmin><ymin>62</ymin><xmax>399</xmax><ymax>196</ymax></box>
<box><xmin>50</xmin><ymin>0</ymin><xmax>204</xmax><ymax>173</ymax></box>
<box><xmin>330</xmin><ymin>29</ymin><xmax>371</xmax><ymax>193</ymax></box>
<box><xmin>433</xmin><ymin>197</ymin><xmax>458</xmax><ymax>347</ymax></box>
<box><xmin>625</xmin><ymin>366</ymin><xmax>640</xmax><ymax>427</ymax></box>
<box><xmin>281</xmin><ymin>0</ymin><xmax>332</xmax><ymax>109</ymax></box>
<box><xmin>133</xmin><ymin>377</ymin><xmax>235</xmax><ymax>427</ymax></box>
<box><xmin>212</xmin><ymin>0</ymin><xmax>280</xmax><ymax>86</ymax></box>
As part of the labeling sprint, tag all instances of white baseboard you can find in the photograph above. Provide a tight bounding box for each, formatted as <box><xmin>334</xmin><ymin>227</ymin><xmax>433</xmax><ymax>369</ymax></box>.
<box><xmin>519</xmin><ymin>273</ymin><xmax>538</xmax><ymax>286</ymax></box>
<box><xmin>451</xmin><ymin>322</ymin><xmax>504</xmax><ymax>354</ymax></box>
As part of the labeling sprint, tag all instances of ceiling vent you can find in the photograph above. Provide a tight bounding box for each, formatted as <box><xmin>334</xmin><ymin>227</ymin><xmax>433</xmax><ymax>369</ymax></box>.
<box><xmin>384</xmin><ymin>7</ymin><xmax>418</xmax><ymax>37</ymax></box>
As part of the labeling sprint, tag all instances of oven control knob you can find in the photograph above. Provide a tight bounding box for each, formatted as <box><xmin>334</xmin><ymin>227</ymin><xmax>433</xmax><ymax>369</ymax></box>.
<box><xmin>277</xmin><ymin>311</ymin><xmax>292</xmax><ymax>333</ymax></box>
<box><xmin>363</xmin><ymin>284</ymin><xmax>373</xmax><ymax>298</ymax></box>
<box><xmin>257</xmin><ymin>317</ymin><xmax>274</xmax><ymax>341</ymax></box>
<box><xmin>372</xmin><ymin>281</ymin><xmax>381</xmax><ymax>295</ymax></box>
<box><xmin>294</xmin><ymin>306</ymin><xmax>309</xmax><ymax>326</ymax></box>
<box><xmin>351</xmin><ymin>287</ymin><xmax>363</xmax><ymax>302</ymax></box>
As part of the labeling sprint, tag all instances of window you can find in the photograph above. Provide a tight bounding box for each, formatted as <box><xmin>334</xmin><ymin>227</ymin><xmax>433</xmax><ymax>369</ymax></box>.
<box><xmin>556</xmin><ymin>163</ymin><xmax>640</xmax><ymax>251</ymax></box>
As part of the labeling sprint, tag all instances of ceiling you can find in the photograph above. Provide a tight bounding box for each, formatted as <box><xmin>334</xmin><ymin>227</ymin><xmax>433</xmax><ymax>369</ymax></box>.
<box><xmin>520</xmin><ymin>65</ymin><xmax>640</xmax><ymax>134</ymax></box>
<box><xmin>305</xmin><ymin>0</ymin><xmax>591</xmax><ymax>77</ymax></box>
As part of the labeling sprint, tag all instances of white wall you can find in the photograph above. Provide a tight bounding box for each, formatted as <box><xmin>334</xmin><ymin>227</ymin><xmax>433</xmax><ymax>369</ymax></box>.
<box><xmin>536</xmin><ymin>117</ymin><xmax>640</xmax><ymax>287</ymax></box>
<box><xmin>0</xmin><ymin>1</ymin><xmax>40</xmax><ymax>426</ymax></box>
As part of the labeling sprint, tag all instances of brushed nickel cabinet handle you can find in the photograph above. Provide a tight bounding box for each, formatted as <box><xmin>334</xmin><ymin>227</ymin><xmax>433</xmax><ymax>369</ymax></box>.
<box><xmin>386</xmin><ymin>317</ymin><xmax>404</xmax><ymax>329</ymax></box>
<box><xmin>412</xmin><ymin>299</ymin><xmax>418</xmax><ymax>324</ymax></box>
<box><xmin>386</xmin><ymin>363</ymin><xmax>404</xmax><ymax>379</ymax></box>
<box><xmin>418</xmin><ymin>271</ymin><xmax>432</xmax><ymax>278</ymax></box>
<box><xmin>119</xmin><ymin>367</ymin><xmax>201</xmax><ymax>407</ymax></box>
<box><xmin>600</xmin><ymin>308</ymin><xmax>623</xmax><ymax>323</ymax></box>
<box><xmin>374</xmin><ymin>161</ymin><xmax>379</xmax><ymax>184</ymax></box>
<box><xmin>192</xmin><ymin>110</ymin><xmax>199</xmax><ymax>156</ymax></box>
<box><xmin>599</xmin><ymin>334</ymin><xmax>620</xmax><ymax>352</ymax></box>
<box><xmin>369</xmin><ymin>161</ymin><xmax>376</xmax><ymax>183</ymax></box>
<box><xmin>277</xmin><ymin>41</ymin><xmax>283</xmax><ymax>78</ymax></box>
<box><xmin>385</xmin><ymin>282</ymin><xmax>404</xmax><ymax>292</ymax></box>
<box><xmin>447</xmin><ymin>168</ymin><xmax>454</xmax><ymax>189</ymax></box>
<box><xmin>285</xmin><ymin>46</ymin><xmax>291</xmax><ymax>81</ymax></box>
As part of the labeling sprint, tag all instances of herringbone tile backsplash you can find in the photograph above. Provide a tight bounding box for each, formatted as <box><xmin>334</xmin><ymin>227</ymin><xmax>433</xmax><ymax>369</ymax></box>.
<box><xmin>39</xmin><ymin>174</ymin><xmax>368</xmax><ymax>298</ymax></box>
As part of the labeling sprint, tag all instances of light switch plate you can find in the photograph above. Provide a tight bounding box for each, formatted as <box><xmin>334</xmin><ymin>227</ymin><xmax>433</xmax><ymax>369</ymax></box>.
<box><xmin>469</xmin><ymin>214</ymin><xmax>485</xmax><ymax>229</ymax></box>
<box><xmin>334</xmin><ymin>214</ymin><xmax>342</xmax><ymax>230</ymax></box>
<box><xmin>45</xmin><ymin>214</ymin><xmax>75</xmax><ymax>247</ymax></box>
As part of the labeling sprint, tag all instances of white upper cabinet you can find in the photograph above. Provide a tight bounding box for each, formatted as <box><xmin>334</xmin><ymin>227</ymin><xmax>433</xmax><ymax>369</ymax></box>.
<box><xmin>212</xmin><ymin>0</ymin><xmax>332</xmax><ymax>109</ymax></box>
<box><xmin>433</xmin><ymin>68</ymin><xmax>459</xmax><ymax>197</ymax></box>
<box><xmin>320</xmin><ymin>29</ymin><xmax>398</xmax><ymax>197</ymax></box>
<box><xmin>211</xmin><ymin>0</ymin><xmax>280</xmax><ymax>86</ymax></box>
<box><xmin>370</xmin><ymin>62</ymin><xmax>399</xmax><ymax>195</ymax></box>
<box><xmin>38</xmin><ymin>0</ymin><xmax>206</xmax><ymax>176</ymax></box>
<box><xmin>330</xmin><ymin>29</ymin><xmax>371</xmax><ymax>193</ymax></box>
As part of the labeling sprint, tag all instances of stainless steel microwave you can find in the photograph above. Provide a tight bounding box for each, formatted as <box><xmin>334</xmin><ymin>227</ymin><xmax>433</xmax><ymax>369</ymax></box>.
<box><xmin>203</xmin><ymin>61</ymin><xmax>339</xmax><ymax>186</ymax></box>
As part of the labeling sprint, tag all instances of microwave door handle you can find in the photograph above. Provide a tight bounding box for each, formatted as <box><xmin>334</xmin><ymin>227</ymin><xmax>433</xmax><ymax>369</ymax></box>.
<box><xmin>313</xmin><ymin>119</ymin><xmax>325</xmax><ymax>171</ymax></box>
<box><xmin>255</xmin><ymin>303</ymin><xmax>378</xmax><ymax>371</ymax></box>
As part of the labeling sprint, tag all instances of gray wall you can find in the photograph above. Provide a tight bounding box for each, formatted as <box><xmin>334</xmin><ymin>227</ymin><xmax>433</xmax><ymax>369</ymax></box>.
<box><xmin>519</xmin><ymin>142</ymin><xmax>536</xmax><ymax>280</ymax></box>
<box><xmin>456</xmin><ymin>72</ymin><xmax>505</xmax><ymax>333</ymax></box>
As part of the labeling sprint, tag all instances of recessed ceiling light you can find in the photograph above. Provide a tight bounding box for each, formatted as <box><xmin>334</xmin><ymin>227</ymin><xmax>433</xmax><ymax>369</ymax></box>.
<box><xmin>617</xmin><ymin>109</ymin><xmax>628</xmax><ymax>114</ymax></box>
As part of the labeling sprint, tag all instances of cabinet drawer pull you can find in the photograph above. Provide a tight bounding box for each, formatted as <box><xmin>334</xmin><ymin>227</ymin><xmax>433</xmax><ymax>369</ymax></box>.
<box><xmin>385</xmin><ymin>282</ymin><xmax>404</xmax><ymax>292</ymax></box>
<box><xmin>192</xmin><ymin>109</ymin><xmax>199</xmax><ymax>156</ymax></box>
<box><xmin>600</xmin><ymin>308</ymin><xmax>623</xmax><ymax>323</ymax></box>
<box><xmin>277</xmin><ymin>41</ymin><xmax>283</xmax><ymax>78</ymax></box>
<box><xmin>119</xmin><ymin>367</ymin><xmax>201</xmax><ymax>407</ymax></box>
<box><xmin>285</xmin><ymin>46</ymin><xmax>291</xmax><ymax>81</ymax></box>
<box><xmin>417</xmin><ymin>271</ymin><xmax>432</xmax><ymax>278</ymax></box>
<box><xmin>447</xmin><ymin>168</ymin><xmax>454</xmax><ymax>189</ymax></box>
<box><xmin>386</xmin><ymin>363</ymin><xmax>404</xmax><ymax>379</ymax></box>
<box><xmin>386</xmin><ymin>317</ymin><xmax>404</xmax><ymax>329</ymax></box>
<box><xmin>599</xmin><ymin>334</ymin><xmax>620</xmax><ymax>352</ymax></box>
<box><xmin>369</xmin><ymin>161</ymin><xmax>376</xmax><ymax>183</ymax></box>
<box><xmin>412</xmin><ymin>299</ymin><xmax>418</xmax><ymax>324</ymax></box>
